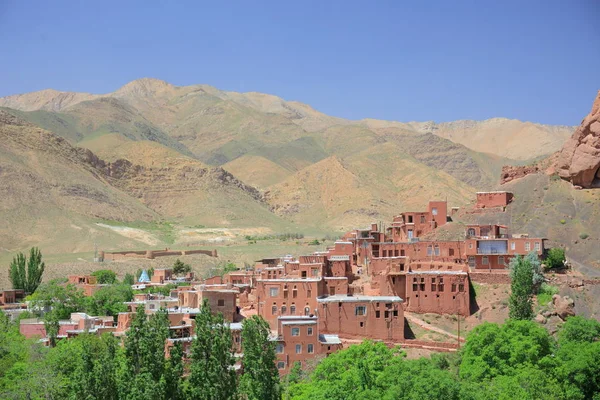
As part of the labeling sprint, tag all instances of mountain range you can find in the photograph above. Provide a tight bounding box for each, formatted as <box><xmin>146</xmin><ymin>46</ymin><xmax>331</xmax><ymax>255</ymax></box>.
<box><xmin>0</xmin><ymin>78</ymin><xmax>576</xmax><ymax>254</ymax></box>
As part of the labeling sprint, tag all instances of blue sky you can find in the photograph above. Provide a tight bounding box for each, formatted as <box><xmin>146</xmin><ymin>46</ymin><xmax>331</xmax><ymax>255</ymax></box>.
<box><xmin>0</xmin><ymin>0</ymin><xmax>598</xmax><ymax>125</ymax></box>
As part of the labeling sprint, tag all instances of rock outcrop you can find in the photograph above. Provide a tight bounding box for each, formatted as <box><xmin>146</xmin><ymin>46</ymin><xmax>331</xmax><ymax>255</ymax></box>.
<box><xmin>557</xmin><ymin>90</ymin><xmax>600</xmax><ymax>188</ymax></box>
<box><xmin>500</xmin><ymin>164</ymin><xmax>540</xmax><ymax>185</ymax></box>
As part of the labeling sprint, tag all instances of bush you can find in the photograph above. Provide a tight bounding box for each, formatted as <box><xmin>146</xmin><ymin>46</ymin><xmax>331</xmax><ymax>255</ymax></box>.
<box><xmin>91</xmin><ymin>269</ymin><xmax>117</xmax><ymax>284</ymax></box>
<box><xmin>537</xmin><ymin>283</ymin><xmax>559</xmax><ymax>306</ymax></box>
<box><xmin>560</xmin><ymin>219</ymin><xmax>566</xmax><ymax>224</ymax></box>
<box><xmin>544</xmin><ymin>248</ymin><xmax>566</xmax><ymax>270</ymax></box>
<box><xmin>308</xmin><ymin>239</ymin><xmax>320</xmax><ymax>246</ymax></box>
<box><xmin>172</xmin><ymin>259</ymin><xmax>191</xmax><ymax>275</ymax></box>
<box><xmin>579</xmin><ymin>233</ymin><xmax>589</xmax><ymax>240</ymax></box>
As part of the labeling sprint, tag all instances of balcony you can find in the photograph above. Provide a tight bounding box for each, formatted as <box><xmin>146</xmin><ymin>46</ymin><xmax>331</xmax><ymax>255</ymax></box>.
<box><xmin>476</xmin><ymin>249</ymin><xmax>507</xmax><ymax>255</ymax></box>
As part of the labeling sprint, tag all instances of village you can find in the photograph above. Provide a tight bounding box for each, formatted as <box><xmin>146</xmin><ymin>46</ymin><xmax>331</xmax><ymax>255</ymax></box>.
<box><xmin>1</xmin><ymin>191</ymin><xmax>547</xmax><ymax>375</ymax></box>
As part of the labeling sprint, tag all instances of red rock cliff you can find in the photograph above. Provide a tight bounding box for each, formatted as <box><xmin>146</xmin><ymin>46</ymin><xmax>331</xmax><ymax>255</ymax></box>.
<box><xmin>557</xmin><ymin>90</ymin><xmax>600</xmax><ymax>188</ymax></box>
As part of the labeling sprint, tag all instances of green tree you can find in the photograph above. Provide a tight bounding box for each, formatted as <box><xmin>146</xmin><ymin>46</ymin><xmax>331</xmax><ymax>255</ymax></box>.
<box><xmin>545</xmin><ymin>248</ymin><xmax>566</xmax><ymax>270</ymax></box>
<box><xmin>165</xmin><ymin>342</ymin><xmax>185</xmax><ymax>400</ymax></box>
<box><xmin>187</xmin><ymin>299</ymin><xmax>238</xmax><ymax>400</ymax></box>
<box><xmin>172</xmin><ymin>259</ymin><xmax>191</xmax><ymax>275</ymax></box>
<box><xmin>9</xmin><ymin>247</ymin><xmax>45</xmax><ymax>294</ymax></box>
<box><xmin>27</xmin><ymin>280</ymin><xmax>87</xmax><ymax>320</ymax></box>
<box><xmin>85</xmin><ymin>284</ymin><xmax>133</xmax><ymax>317</ymax></box>
<box><xmin>121</xmin><ymin>307</ymin><xmax>171</xmax><ymax>399</ymax></box>
<box><xmin>459</xmin><ymin>320</ymin><xmax>554</xmax><ymax>381</ymax></box>
<box><xmin>123</xmin><ymin>273</ymin><xmax>135</xmax><ymax>285</ymax></box>
<box><xmin>91</xmin><ymin>269</ymin><xmax>118</xmax><ymax>284</ymax></box>
<box><xmin>240</xmin><ymin>315</ymin><xmax>280</xmax><ymax>400</ymax></box>
<box><xmin>558</xmin><ymin>315</ymin><xmax>600</xmax><ymax>344</ymax></box>
<box><xmin>508</xmin><ymin>255</ymin><xmax>535</xmax><ymax>320</ymax></box>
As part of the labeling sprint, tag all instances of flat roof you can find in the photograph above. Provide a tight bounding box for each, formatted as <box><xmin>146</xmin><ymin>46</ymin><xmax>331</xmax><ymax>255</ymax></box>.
<box><xmin>257</xmin><ymin>278</ymin><xmax>322</xmax><ymax>283</ymax></box>
<box><xmin>334</xmin><ymin>241</ymin><xmax>353</xmax><ymax>245</ymax></box>
<box><xmin>281</xmin><ymin>320</ymin><xmax>317</xmax><ymax>326</ymax></box>
<box><xmin>319</xmin><ymin>334</ymin><xmax>342</xmax><ymax>345</ymax></box>
<box><xmin>407</xmin><ymin>270</ymin><xmax>467</xmax><ymax>275</ymax></box>
<box><xmin>278</xmin><ymin>316</ymin><xmax>317</xmax><ymax>320</ymax></box>
<box><xmin>317</xmin><ymin>295</ymin><xmax>403</xmax><ymax>303</ymax></box>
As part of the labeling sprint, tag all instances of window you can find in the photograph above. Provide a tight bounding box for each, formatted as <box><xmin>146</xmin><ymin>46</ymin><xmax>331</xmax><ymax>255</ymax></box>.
<box><xmin>525</xmin><ymin>242</ymin><xmax>531</xmax><ymax>251</ymax></box>
<box><xmin>393</xmin><ymin>310</ymin><xmax>398</xmax><ymax>317</ymax></box>
<box><xmin>217</xmin><ymin>299</ymin><xmax>225</xmax><ymax>306</ymax></box>
<box><xmin>432</xmin><ymin>207</ymin><xmax>438</xmax><ymax>215</ymax></box>
<box><xmin>312</xmin><ymin>268</ymin><xmax>318</xmax><ymax>276</ymax></box>
<box><xmin>431</xmin><ymin>277</ymin><xmax>437</xmax><ymax>292</ymax></box>
<box><xmin>535</xmin><ymin>242</ymin><xmax>541</xmax><ymax>251</ymax></box>
<box><xmin>329</xmin><ymin>286</ymin><xmax>336</xmax><ymax>295</ymax></box>
<box><xmin>301</xmin><ymin>271</ymin><xmax>307</xmax><ymax>278</ymax></box>
<box><xmin>449</xmin><ymin>248</ymin><xmax>455</xmax><ymax>257</ymax></box>
<box><xmin>420</xmin><ymin>215</ymin><xmax>426</xmax><ymax>223</ymax></box>
<box><xmin>307</xmin><ymin>289</ymin><xmax>312</xmax><ymax>298</ymax></box>
<box><xmin>408</xmin><ymin>229</ymin><xmax>413</xmax><ymax>239</ymax></box>
<box><xmin>434</xmin><ymin>245</ymin><xmax>440</xmax><ymax>256</ymax></box>
<box><xmin>292</xmin><ymin>286</ymin><xmax>298</xmax><ymax>298</ymax></box>
<box><xmin>459</xmin><ymin>282</ymin><xmax>465</xmax><ymax>292</ymax></box>
<box><xmin>376</xmin><ymin>310</ymin><xmax>381</xmax><ymax>318</ymax></box>
<box><xmin>277</xmin><ymin>362</ymin><xmax>286</xmax><ymax>370</ymax></box>
<box><xmin>408</xmin><ymin>215</ymin><xmax>413</xmax><ymax>223</ymax></box>
<box><xmin>420</xmin><ymin>278</ymin><xmax>425</xmax><ymax>291</ymax></box>
<box><xmin>295</xmin><ymin>344</ymin><xmax>302</xmax><ymax>354</ymax></box>
<box><xmin>271</xmin><ymin>305</ymin><xmax>277</xmax><ymax>315</ymax></box>
<box><xmin>511</xmin><ymin>242</ymin><xmax>516</xmax><ymax>251</ymax></box>
<box><xmin>270</xmin><ymin>287</ymin><xmax>279</xmax><ymax>297</ymax></box>
<box><xmin>499</xmin><ymin>256</ymin><xmax>505</xmax><ymax>265</ymax></box>
<box><xmin>467</xmin><ymin>228</ymin><xmax>476</xmax><ymax>237</ymax></box>
<box><xmin>451</xmin><ymin>283</ymin><xmax>457</xmax><ymax>292</ymax></box>
<box><xmin>395</xmin><ymin>250</ymin><xmax>399</xmax><ymax>257</ymax></box>
<box><xmin>438</xmin><ymin>277</ymin><xmax>444</xmax><ymax>292</ymax></box>
<box><xmin>360</xmin><ymin>322</ymin><xmax>364</xmax><ymax>327</ymax></box>
<box><xmin>468</xmin><ymin>256</ymin><xmax>475</xmax><ymax>268</ymax></box>
<box><xmin>307</xmin><ymin>344</ymin><xmax>314</xmax><ymax>354</ymax></box>
<box><xmin>427</xmin><ymin>245</ymin><xmax>433</xmax><ymax>256</ymax></box>
<box><xmin>401</xmin><ymin>250</ymin><xmax>405</xmax><ymax>257</ymax></box>
<box><xmin>149</xmin><ymin>304</ymin><xmax>155</xmax><ymax>310</ymax></box>
<box><xmin>307</xmin><ymin>327</ymin><xmax>313</xmax><ymax>336</ymax></box>
<box><xmin>281</xmin><ymin>305</ymin><xmax>287</xmax><ymax>314</ymax></box>
<box><xmin>355</xmin><ymin>306</ymin><xmax>367</xmax><ymax>316</ymax></box>
<box><xmin>290</xmin><ymin>304</ymin><xmax>296</xmax><ymax>315</ymax></box>
<box><xmin>469</xmin><ymin>242</ymin><xmax>473</xmax><ymax>249</ymax></box>
<box><xmin>276</xmin><ymin>344</ymin><xmax>284</xmax><ymax>354</ymax></box>
<box><xmin>482</xmin><ymin>256</ymin><xmax>489</xmax><ymax>265</ymax></box>
<box><xmin>291</xmin><ymin>327</ymin><xmax>300</xmax><ymax>336</ymax></box>
<box><xmin>304</xmin><ymin>306</ymin><xmax>310</xmax><ymax>316</ymax></box>
<box><xmin>412</xmin><ymin>277</ymin><xmax>418</xmax><ymax>291</ymax></box>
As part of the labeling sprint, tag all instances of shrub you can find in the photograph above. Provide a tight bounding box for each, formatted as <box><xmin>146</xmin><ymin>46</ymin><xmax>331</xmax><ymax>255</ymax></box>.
<box><xmin>91</xmin><ymin>269</ymin><xmax>117</xmax><ymax>284</ymax></box>
<box><xmin>560</xmin><ymin>219</ymin><xmax>566</xmax><ymax>224</ymax></box>
<box><xmin>172</xmin><ymin>259</ymin><xmax>191</xmax><ymax>275</ymax></box>
<box><xmin>544</xmin><ymin>248</ymin><xmax>566</xmax><ymax>270</ymax></box>
<box><xmin>308</xmin><ymin>239</ymin><xmax>320</xmax><ymax>245</ymax></box>
<box><xmin>579</xmin><ymin>233</ymin><xmax>589</xmax><ymax>240</ymax></box>
<box><xmin>537</xmin><ymin>283</ymin><xmax>559</xmax><ymax>306</ymax></box>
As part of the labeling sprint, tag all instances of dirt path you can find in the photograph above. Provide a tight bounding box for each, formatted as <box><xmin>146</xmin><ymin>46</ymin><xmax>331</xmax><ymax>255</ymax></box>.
<box><xmin>405</xmin><ymin>312</ymin><xmax>466</xmax><ymax>342</ymax></box>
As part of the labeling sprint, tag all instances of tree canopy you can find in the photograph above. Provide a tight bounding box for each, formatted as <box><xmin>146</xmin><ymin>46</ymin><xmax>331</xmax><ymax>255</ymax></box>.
<box><xmin>9</xmin><ymin>247</ymin><xmax>45</xmax><ymax>294</ymax></box>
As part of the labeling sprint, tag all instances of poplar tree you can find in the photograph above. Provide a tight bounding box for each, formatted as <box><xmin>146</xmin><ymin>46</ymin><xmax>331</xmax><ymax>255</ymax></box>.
<box><xmin>240</xmin><ymin>315</ymin><xmax>280</xmax><ymax>400</ymax></box>
<box><xmin>509</xmin><ymin>255</ymin><xmax>534</xmax><ymax>320</ymax></box>
<box><xmin>187</xmin><ymin>299</ymin><xmax>237</xmax><ymax>400</ymax></box>
<box><xmin>9</xmin><ymin>247</ymin><xmax>45</xmax><ymax>294</ymax></box>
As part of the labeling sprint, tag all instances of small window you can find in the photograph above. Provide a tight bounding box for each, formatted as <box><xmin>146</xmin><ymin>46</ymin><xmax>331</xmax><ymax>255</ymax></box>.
<box><xmin>376</xmin><ymin>310</ymin><xmax>381</xmax><ymax>318</ymax></box>
<box><xmin>420</xmin><ymin>215</ymin><xmax>425</xmax><ymax>223</ymax></box>
<box><xmin>499</xmin><ymin>256</ymin><xmax>505</xmax><ymax>265</ymax></box>
<box><xmin>401</xmin><ymin>250</ymin><xmax>405</xmax><ymax>257</ymax></box>
<box><xmin>291</xmin><ymin>328</ymin><xmax>300</xmax><ymax>336</ymax></box>
<box><xmin>281</xmin><ymin>305</ymin><xmax>287</xmax><ymax>314</ymax></box>
<box><xmin>427</xmin><ymin>245</ymin><xmax>433</xmax><ymax>256</ymax></box>
<box><xmin>434</xmin><ymin>245</ymin><xmax>440</xmax><ymax>256</ymax></box>
<box><xmin>469</xmin><ymin>242</ymin><xmax>473</xmax><ymax>249</ymax></box>
<box><xmin>525</xmin><ymin>242</ymin><xmax>531</xmax><ymax>251</ymax></box>
<box><xmin>270</xmin><ymin>288</ymin><xmax>279</xmax><ymax>297</ymax></box>
<box><xmin>355</xmin><ymin>306</ymin><xmax>367</xmax><ymax>316</ymax></box>
<box><xmin>304</xmin><ymin>306</ymin><xmax>310</xmax><ymax>316</ymax></box>
<box><xmin>482</xmin><ymin>256</ymin><xmax>489</xmax><ymax>265</ymax></box>
<box><xmin>290</xmin><ymin>304</ymin><xmax>296</xmax><ymax>315</ymax></box>
<box><xmin>511</xmin><ymin>242</ymin><xmax>516</xmax><ymax>251</ymax></box>
<box><xmin>449</xmin><ymin>248</ymin><xmax>454</xmax><ymax>256</ymax></box>
<box><xmin>459</xmin><ymin>283</ymin><xmax>465</xmax><ymax>292</ymax></box>
<box><xmin>307</xmin><ymin>344</ymin><xmax>314</xmax><ymax>354</ymax></box>
<box><xmin>307</xmin><ymin>327</ymin><xmax>313</xmax><ymax>336</ymax></box>
<box><xmin>271</xmin><ymin>305</ymin><xmax>277</xmax><ymax>315</ymax></box>
<box><xmin>277</xmin><ymin>361</ymin><xmax>285</xmax><ymax>370</ymax></box>
<box><xmin>217</xmin><ymin>299</ymin><xmax>225</xmax><ymax>307</ymax></box>
<box><xmin>359</xmin><ymin>321</ymin><xmax>364</xmax><ymax>327</ymax></box>
<box><xmin>307</xmin><ymin>289</ymin><xmax>312</xmax><ymax>298</ymax></box>
<box><xmin>393</xmin><ymin>310</ymin><xmax>398</xmax><ymax>317</ymax></box>
<box><xmin>451</xmin><ymin>283</ymin><xmax>457</xmax><ymax>292</ymax></box>
<box><xmin>276</xmin><ymin>344</ymin><xmax>284</xmax><ymax>354</ymax></box>
<box><xmin>432</xmin><ymin>207</ymin><xmax>438</xmax><ymax>216</ymax></box>
<box><xmin>295</xmin><ymin>344</ymin><xmax>302</xmax><ymax>354</ymax></box>
<box><xmin>468</xmin><ymin>256</ymin><xmax>475</xmax><ymax>268</ymax></box>
<box><xmin>534</xmin><ymin>242</ymin><xmax>541</xmax><ymax>251</ymax></box>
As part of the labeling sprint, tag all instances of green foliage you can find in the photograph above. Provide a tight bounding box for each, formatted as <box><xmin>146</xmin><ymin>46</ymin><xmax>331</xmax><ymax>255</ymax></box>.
<box><xmin>172</xmin><ymin>259</ymin><xmax>192</xmax><ymax>275</ymax></box>
<box><xmin>187</xmin><ymin>299</ymin><xmax>238</xmax><ymax>400</ymax></box>
<box><xmin>9</xmin><ymin>247</ymin><xmax>45</xmax><ymax>294</ymax></box>
<box><xmin>245</xmin><ymin>232</ymin><xmax>305</xmax><ymax>241</ymax></box>
<box><xmin>123</xmin><ymin>273</ymin><xmax>135</xmax><ymax>285</ymax></box>
<box><xmin>135</xmin><ymin>283</ymin><xmax>178</xmax><ymax>297</ymax></box>
<box><xmin>85</xmin><ymin>284</ymin><xmax>133</xmax><ymax>317</ymax></box>
<box><xmin>91</xmin><ymin>269</ymin><xmax>118</xmax><ymax>284</ymax></box>
<box><xmin>308</xmin><ymin>239</ymin><xmax>320</xmax><ymax>245</ymax></box>
<box><xmin>558</xmin><ymin>316</ymin><xmax>600</xmax><ymax>344</ymax></box>
<box><xmin>545</xmin><ymin>247</ymin><xmax>566</xmax><ymax>270</ymax></box>
<box><xmin>579</xmin><ymin>233</ymin><xmax>589</xmax><ymax>240</ymax></box>
<box><xmin>240</xmin><ymin>315</ymin><xmax>280</xmax><ymax>400</ymax></box>
<box><xmin>537</xmin><ymin>283</ymin><xmax>559</xmax><ymax>307</ymax></box>
<box><xmin>560</xmin><ymin>219</ymin><xmax>566</xmax><ymax>224</ymax></box>
<box><xmin>509</xmin><ymin>254</ymin><xmax>541</xmax><ymax>320</ymax></box>
<box><xmin>27</xmin><ymin>280</ymin><xmax>87</xmax><ymax>320</ymax></box>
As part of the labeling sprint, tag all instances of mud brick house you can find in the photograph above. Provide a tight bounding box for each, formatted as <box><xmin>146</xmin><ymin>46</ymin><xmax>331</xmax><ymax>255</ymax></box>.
<box><xmin>68</xmin><ymin>275</ymin><xmax>104</xmax><ymax>296</ymax></box>
<box><xmin>464</xmin><ymin>224</ymin><xmax>545</xmax><ymax>270</ymax></box>
<box><xmin>272</xmin><ymin>316</ymin><xmax>342</xmax><ymax>374</ymax></box>
<box><xmin>389</xmin><ymin>201</ymin><xmax>448</xmax><ymax>242</ymax></box>
<box><xmin>0</xmin><ymin>289</ymin><xmax>25</xmax><ymax>309</ymax></box>
<box><xmin>475</xmin><ymin>191</ymin><xmax>513</xmax><ymax>209</ymax></box>
<box><xmin>317</xmin><ymin>295</ymin><xmax>404</xmax><ymax>341</ymax></box>
<box><xmin>20</xmin><ymin>312</ymin><xmax>115</xmax><ymax>344</ymax></box>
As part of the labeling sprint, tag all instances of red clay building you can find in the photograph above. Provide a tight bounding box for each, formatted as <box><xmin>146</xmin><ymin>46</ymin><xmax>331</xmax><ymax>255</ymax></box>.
<box><xmin>0</xmin><ymin>289</ymin><xmax>25</xmax><ymax>309</ymax></box>
<box><xmin>317</xmin><ymin>295</ymin><xmax>404</xmax><ymax>341</ymax></box>
<box><xmin>390</xmin><ymin>201</ymin><xmax>448</xmax><ymax>242</ymax></box>
<box><xmin>475</xmin><ymin>191</ymin><xmax>513</xmax><ymax>209</ymax></box>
